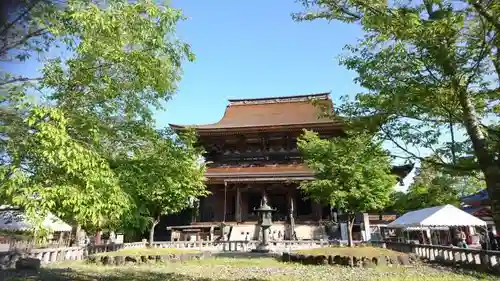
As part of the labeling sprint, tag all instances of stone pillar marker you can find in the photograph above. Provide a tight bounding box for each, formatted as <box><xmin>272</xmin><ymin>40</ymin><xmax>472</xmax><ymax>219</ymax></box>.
<box><xmin>252</xmin><ymin>193</ymin><xmax>276</xmax><ymax>253</ymax></box>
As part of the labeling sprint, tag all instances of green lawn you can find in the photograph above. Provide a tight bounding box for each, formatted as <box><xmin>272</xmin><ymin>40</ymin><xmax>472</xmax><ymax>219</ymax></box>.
<box><xmin>93</xmin><ymin>247</ymin><xmax>200</xmax><ymax>256</ymax></box>
<box><xmin>294</xmin><ymin>246</ymin><xmax>404</xmax><ymax>257</ymax></box>
<box><xmin>3</xmin><ymin>257</ymin><xmax>498</xmax><ymax>281</ymax></box>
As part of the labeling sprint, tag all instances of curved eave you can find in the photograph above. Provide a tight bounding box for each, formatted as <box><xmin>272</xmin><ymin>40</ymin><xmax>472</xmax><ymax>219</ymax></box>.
<box><xmin>205</xmin><ymin>171</ymin><xmax>314</xmax><ymax>178</ymax></box>
<box><xmin>169</xmin><ymin>122</ymin><xmax>344</xmax><ymax>136</ymax></box>
<box><xmin>203</xmin><ymin>164</ymin><xmax>415</xmax><ymax>184</ymax></box>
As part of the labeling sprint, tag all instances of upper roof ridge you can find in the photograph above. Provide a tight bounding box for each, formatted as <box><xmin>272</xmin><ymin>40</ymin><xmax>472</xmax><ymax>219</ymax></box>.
<box><xmin>228</xmin><ymin>92</ymin><xmax>330</xmax><ymax>106</ymax></box>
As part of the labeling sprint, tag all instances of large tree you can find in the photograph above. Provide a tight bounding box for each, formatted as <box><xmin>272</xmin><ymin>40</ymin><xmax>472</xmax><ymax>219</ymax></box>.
<box><xmin>1</xmin><ymin>0</ymin><xmax>196</xmax><ymax>234</ymax></box>
<box><xmin>295</xmin><ymin>0</ymin><xmax>500</xmax><ymax>229</ymax></box>
<box><xmin>298</xmin><ymin>130</ymin><xmax>396</xmax><ymax>246</ymax></box>
<box><xmin>113</xmin><ymin>128</ymin><xmax>208</xmax><ymax>245</ymax></box>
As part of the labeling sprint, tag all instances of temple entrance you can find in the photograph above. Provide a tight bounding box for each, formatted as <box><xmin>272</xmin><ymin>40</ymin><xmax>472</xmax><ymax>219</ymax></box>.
<box><xmin>247</xmin><ymin>191</ymin><xmax>261</xmax><ymax>221</ymax></box>
<box><xmin>267</xmin><ymin>192</ymin><xmax>287</xmax><ymax>221</ymax></box>
<box><xmin>297</xmin><ymin>190</ymin><xmax>312</xmax><ymax>218</ymax></box>
<box><xmin>243</xmin><ymin>186</ymin><xmax>291</xmax><ymax>222</ymax></box>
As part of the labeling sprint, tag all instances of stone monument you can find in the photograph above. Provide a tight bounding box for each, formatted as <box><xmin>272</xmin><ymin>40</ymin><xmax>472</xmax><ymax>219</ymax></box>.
<box><xmin>251</xmin><ymin>193</ymin><xmax>276</xmax><ymax>253</ymax></box>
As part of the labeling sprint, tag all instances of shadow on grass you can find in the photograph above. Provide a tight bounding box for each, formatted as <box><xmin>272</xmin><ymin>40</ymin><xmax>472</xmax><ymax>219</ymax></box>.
<box><xmin>424</xmin><ymin>263</ymin><xmax>500</xmax><ymax>280</ymax></box>
<box><xmin>2</xmin><ymin>267</ymin><xmax>269</xmax><ymax>281</ymax></box>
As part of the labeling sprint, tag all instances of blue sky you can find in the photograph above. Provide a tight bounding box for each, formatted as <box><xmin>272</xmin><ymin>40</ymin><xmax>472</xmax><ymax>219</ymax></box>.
<box><xmin>164</xmin><ymin>0</ymin><xmax>363</xmax><ymax>128</ymax></box>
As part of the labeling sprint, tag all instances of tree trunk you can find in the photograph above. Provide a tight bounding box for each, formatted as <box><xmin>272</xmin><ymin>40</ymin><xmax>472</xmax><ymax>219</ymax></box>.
<box><xmin>74</xmin><ymin>224</ymin><xmax>81</xmax><ymax>246</ymax></box>
<box><xmin>456</xmin><ymin>85</ymin><xmax>500</xmax><ymax>231</ymax></box>
<box><xmin>346</xmin><ymin>214</ymin><xmax>354</xmax><ymax>248</ymax></box>
<box><xmin>484</xmin><ymin>167</ymin><xmax>500</xmax><ymax>230</ymax></box>
<box><xmin>95</xmin><ymin>230</ymin><xmax>101</xmax><ymax>245</ymax></box>
<box><xmin>149</xmin><ymin>216</ymin><xmax>160</xmax><ymax>246</ymax></box>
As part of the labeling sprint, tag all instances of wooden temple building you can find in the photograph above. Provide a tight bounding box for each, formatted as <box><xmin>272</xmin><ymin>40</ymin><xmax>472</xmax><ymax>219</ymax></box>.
<box><xmin>461</xmin><ymin>190</ymin><xmax>496</xmax><ymax>232</ymax></box>
<box><xmin>167</xmin><ymin>93</ymin><xmax>413</xmax><ymax>241</ymax></box>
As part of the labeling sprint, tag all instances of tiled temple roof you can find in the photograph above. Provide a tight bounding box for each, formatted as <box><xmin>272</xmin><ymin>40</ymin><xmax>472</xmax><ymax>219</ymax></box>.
<box><xmin>169</xmin><ymin>92</ymin><xmax>340</xmax><ymax>132</ymax></box>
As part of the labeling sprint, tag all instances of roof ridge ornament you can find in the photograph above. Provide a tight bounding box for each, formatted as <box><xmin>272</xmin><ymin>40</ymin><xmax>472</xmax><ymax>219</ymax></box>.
<box><xmin>228</xmin><ymin>92</ymin><xmax>330</xmax><ymax>106</ymax></box>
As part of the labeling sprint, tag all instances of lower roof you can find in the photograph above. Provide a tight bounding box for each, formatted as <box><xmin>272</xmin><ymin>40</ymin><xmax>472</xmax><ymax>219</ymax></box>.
<box><xmin>462</xmin><ymin>205</ymin><xmax>491</xmax><ymax>217</ymax></box>
<box><xmin>205</xmin><ymin>163</ymin><xmax>414</xmax><ymax>182</ymax></box>
<box><xmin>461</xmin><ymin>189</ymin><xmax>488</xmax><ymax>206</ymax></box>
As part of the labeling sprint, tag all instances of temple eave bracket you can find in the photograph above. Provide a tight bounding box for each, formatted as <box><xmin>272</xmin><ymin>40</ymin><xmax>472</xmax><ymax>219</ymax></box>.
<box><xmin>211</xmin><ymin>177</ymin><xmax>314</xmax><ymax>183</ymax></box>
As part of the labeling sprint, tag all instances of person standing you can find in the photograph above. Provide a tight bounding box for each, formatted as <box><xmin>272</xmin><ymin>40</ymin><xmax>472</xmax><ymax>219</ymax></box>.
<box><xmin>479</xmin><ymin>231</ymin><xmax>487</xmax><ymax>250</ymax></box>
<box><xmin>489</xmin><ymin>230</ymin><xmax>498</xmax><ymax>250</ymax></box>
<box><xmin>459</xmin><ymin>229</ymin><xmax>467</xmax><ymax>248</ymax></box>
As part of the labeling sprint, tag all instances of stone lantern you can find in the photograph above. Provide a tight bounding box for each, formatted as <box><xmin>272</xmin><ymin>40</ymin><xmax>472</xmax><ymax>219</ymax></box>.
<box><xmin>252</xmin><ymin>194</ymin><xmax>276</xmax><ymax>253</ymax></box>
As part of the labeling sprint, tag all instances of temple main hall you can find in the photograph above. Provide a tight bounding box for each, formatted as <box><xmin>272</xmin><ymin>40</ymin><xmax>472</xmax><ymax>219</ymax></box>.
<box><xmin>167</xmin><ymin>93</ymin><xmax>413</xmax><ymax>241</ymax></box>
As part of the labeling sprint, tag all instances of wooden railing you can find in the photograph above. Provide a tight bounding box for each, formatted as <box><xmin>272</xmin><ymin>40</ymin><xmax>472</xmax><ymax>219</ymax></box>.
<box><xmin>151</xmin><ymin>240</ymin><xmax>259</xmax><ymax>252</ymax></box>
<box><xmin>372</xmin><ymin>241</ymin><xmax>500</xmax><ymax>270</ymax></box>
<box><xmin>0</xmin><ymin>239</ymin><xmax>72</xmax><ymax>252</ymax></box>
<box><xmin>28</xmin><ymin>247</ymin><xmax>85</xmax><ymax>264</ymax></box>
<box><xmin>209</xmin><ymin>151</ymin><xmax>302</xmax><ymax>165</ymax></box>
<box><xmin>150</xmin><ymin>239</ymin><xmax>356</xmax><ymax>252</ymax></box>
<box><xmin>0</xmin><ymin>246</ymin><xmax>86</xmax><ymax>268</ymax></box>
<box><xmin>0</xmin><ymin>242</ymin><xmax>149</xmax><ymax>267</ymax></box>
<box><xmin>0</xmin><ymin>239</ymin><xmax>360</xmax><ymax>268</ymax></box>
<box><xmin>123</xmin><ymin>241</ymin><xmax>148</xmax><ymax>249</ymax></box>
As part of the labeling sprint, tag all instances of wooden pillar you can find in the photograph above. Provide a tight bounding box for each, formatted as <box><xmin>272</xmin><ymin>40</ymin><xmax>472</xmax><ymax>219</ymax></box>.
<box><xmin>235</xmin><ymin>185</ymin><xmax>242</xmax><ymax>222</ymax></box>
<box><xmin>287</xmin><ymin>191</ymin><xmax>296</xmax><ymax>240</ymax></box>
<box><xmin>223</xmin><ymin>182</ymin><xmax>228</xmax><ymax>222</ymax></box>
<box><xmin>287</xmin><ymin>191</ymin><xmax>297</xmax><ymax>218</ymax></box>
<box><xmin>241</xmin><ymin>186</ymin><xmax>249</xmax><ymax>220</ymax></box>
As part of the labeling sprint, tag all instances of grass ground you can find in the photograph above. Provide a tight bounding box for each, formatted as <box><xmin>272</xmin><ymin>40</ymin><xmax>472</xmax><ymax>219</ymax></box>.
<box><xmin>93</xmin><ymin>247</ymin><xmax>200</xmax><ymax>256</ymax></box>
<box><xmin>3</xmin><ymin>257</ymin><xmax>498</xmax><ymax>281</ymax></box>
<box><xmin>294</xmin><ymin>246</ymin><xmax>403</xmax><ymax>257</ymax></box>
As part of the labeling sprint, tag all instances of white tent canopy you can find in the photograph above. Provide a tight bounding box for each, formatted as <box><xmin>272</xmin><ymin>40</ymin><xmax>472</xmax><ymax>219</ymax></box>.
<box><xmin>404</xmin><ymin>226</ymin><xmax>449</xmax><ymax>231</ymax></box>
<box><xmin>0</xmin><ymin>206</ymin><xmax>72</xmax><ymax>232</ymax></box>
<box><xmin>388</xmin><ymin>204</ymin><xmax>487</xmax><ymax>228</ymax></box>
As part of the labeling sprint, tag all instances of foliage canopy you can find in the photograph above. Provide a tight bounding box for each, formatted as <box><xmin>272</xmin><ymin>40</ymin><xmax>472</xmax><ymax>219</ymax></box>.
<box><xmin>114</xmin><ymin>128</ymin><xmax>208</xmax><ymax>243</ymax></box>
<box><xmin>295</xmin><ymin>0</ymin><xmax>500</xmax><ymax>228</ymax></box>
<box><xmin>298</xmin><ymin>130</ymin><xmax>396</xmax><ymax>245</ymax></box>
<box><xmin>389</xmin><ymin>163</ymin><xmax>484</xmax><ymax>214</ymax></box>
<box><xmin>1</xmin><ymin>0</ymin><xmax>204</xmax><ymax>235</ymax></box>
